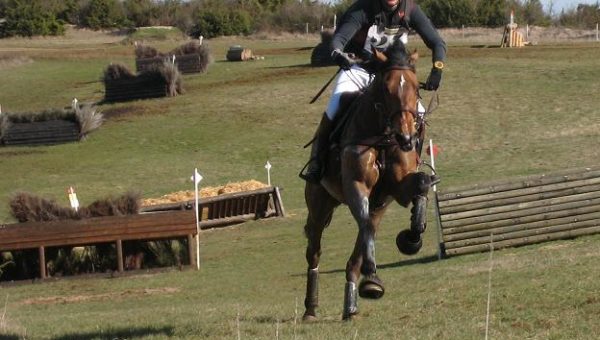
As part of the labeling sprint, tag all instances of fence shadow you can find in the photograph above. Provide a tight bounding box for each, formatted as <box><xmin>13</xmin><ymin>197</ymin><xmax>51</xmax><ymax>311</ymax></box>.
<box><xmin>50</xmin><ymin>325</ymin><xmax>175</xmax><ymax>340</ymax></box>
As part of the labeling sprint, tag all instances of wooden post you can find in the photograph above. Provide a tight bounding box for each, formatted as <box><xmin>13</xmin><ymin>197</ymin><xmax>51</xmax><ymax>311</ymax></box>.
<box><xmin>38</xmin><ymin>246</ymin><xmax>46</xmax><ymax>279</ymax></box>
<box><xmin>116</xmin><ymin>239</ymin><xmax>124</xmax><ymax>272</ymax></box>
<box><xmin>273</xmin><ymin>187</ymin><xmax>286</xmax><ymax>217</ymax></box>
<box><xmin>187</xmin><ymin>234</ymin><xmax>195</xmax><ymax>267</ymax></box>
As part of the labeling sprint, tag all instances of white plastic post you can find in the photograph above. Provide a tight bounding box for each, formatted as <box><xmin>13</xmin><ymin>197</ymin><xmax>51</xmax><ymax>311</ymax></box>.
<box><xmin>429</xmin><ymin>139</ymin><xmax>443</xmax><ymax>260</ymax></box>
<box><xmin>429</xmin><ymin>139</ymin><xmax>437</xmax><ymax>192</ymax></box>
<box><xmin>67</xmin><ymin>186</ymin><xmax>79</xmax><ymax>212</ymax></box>
<box><xmin>333</xmin><ymin>14</ymin><xmax>337</xmax><ymax>30</ymax></box>
<box><xmin>596</xmin><ymin>23</ymin><xmax>599</xmax><ymax>42</ymax></box>
<box><xmin>191</xmin><ymin>168</ymin><xmax>203</xmax><ymax>270</ymax></box>
<box><xmin>265</xmin><ymin>161</ymin><xmax>272</xmax><ymax>186</ymax></box>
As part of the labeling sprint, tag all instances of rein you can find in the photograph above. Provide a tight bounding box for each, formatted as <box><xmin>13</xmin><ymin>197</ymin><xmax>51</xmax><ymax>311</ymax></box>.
<box><xmin>361</xmin><ymin>64</ymin><xmax>419</xmax><ymax>148</ymax></box>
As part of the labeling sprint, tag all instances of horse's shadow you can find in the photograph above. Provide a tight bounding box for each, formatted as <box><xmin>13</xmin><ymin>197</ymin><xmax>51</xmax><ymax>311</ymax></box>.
<box><xmin>294</xmin><ymin>255</ymin><xmax>440</xmax><ymax>276</ymax></box>
<box><xmin>49</xmin><ymin>325</ymin><xmax>174</xmax><ymax>340</ymax></box>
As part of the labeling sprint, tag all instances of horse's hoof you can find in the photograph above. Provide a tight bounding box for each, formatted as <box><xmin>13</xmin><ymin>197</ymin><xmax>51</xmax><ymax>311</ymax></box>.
<box><xmin>358</xmin><ymin>275</ymin><xmax>385</xmax><ymax>299</ymax></box>
<box><xmin>396</xmin><ymin>229</ymin><xmax>422</xmax><ymax>255</ymax></box>
<box><xmin>302</xmin><ymin>313</ymin><xmax>318</xmax><ymax>323</ymax></box>
<box><xmin>342</xmin><ymin>312</ymin><xmax>360</xmax><ymax>321</ymax></box>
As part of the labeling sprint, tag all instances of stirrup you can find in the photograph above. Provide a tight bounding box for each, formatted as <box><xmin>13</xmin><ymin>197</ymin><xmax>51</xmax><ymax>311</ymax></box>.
<box><xmin>299</xmin><ymin>156</ymin><xmax>324</xmax><ymax>183</ymax></box>
<box><xmin>299</xmin><ymin>168</ymin><xmax>322</xmax><ymax>183</ymax></box>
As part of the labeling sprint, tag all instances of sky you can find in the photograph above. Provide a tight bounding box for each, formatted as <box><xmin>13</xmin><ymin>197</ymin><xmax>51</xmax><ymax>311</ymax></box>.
<box><xmin>533</xmin><ymin>0</ymin><xmax>596</xmax><ymax>14</ymax></box>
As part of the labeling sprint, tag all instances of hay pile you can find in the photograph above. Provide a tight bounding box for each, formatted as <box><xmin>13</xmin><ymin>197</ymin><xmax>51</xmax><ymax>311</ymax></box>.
<box><xmin>103</xmin><ymin>62</ymin><xmax>183</xmax><ymax>100</ymax></box>
<box><xmin>103</xmin><ymin>63</ymin><xmax>136</xmax><ymax>81</ymax></box>
<box><xmin>135</xmin><ymin>40</ymin><xmax>212</xmax><ymax>73</ymax></box>
<box><xmin>9</xmin><ymin>191</ymin><xmax>141</xmax><ymax>223</ymax></box>
<box><xmin>142</xmin><ymin>180</ymin><xmax>269</xmax><ymax>206</ymax></box>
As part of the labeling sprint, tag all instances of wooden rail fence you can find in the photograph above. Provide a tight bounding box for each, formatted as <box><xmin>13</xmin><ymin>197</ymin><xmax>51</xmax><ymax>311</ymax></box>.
<box><xmin>141</xmin><ymin>186</ymin><xmax>285</xmax><ymax>228</ymax></box>
<box><xmin>104</xmin><ymin>76</ymin><xmax>170</xmax><ymax>102</ymax></box>
<box><xmin>0</xmin><ymin>186</ymin><xmax>285</xmax><ymax>279</ymax></box>
<box><xmin>1</xmin><ymin>120</ymin><xmax>80</xmax><ymax>146</ymax></box>
<box><xmin>436</xmin><ymin>166</ymin><xmax>600</xmax><ymax>257</ymax></box>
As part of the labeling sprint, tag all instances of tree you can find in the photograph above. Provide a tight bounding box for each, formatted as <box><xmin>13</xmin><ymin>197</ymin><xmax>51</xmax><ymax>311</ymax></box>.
<box><xmin>476</xmin><ymin>0</ymin><xmax>506</xmax><ymax>27</ymax></box>
<box><xmin>0</xmin><ymin>0</ymin><xmax>65</xmax><ymax>37</ymax></box>
<box><xmin>420</xmin><ymin>0</ymin><xmax>477</xmax><ymax>28</ymax></box>
<box><xmin>80</xmin><ymin>0</ymin><xmax>128</xmax><ymax>29</ymax></box>
<box><xmin>123</xmin><ymin>0</ymin><xmax>157</xmax><ymax>27</ymax></box>
<box><xmin>522</xmin><ymin>0</ymin><xmax>550</xmax><ymax>25</ymax></box>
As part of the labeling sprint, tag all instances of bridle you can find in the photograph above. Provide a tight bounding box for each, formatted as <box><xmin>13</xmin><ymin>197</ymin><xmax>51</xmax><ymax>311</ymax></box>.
<box><xmin>373</xmin><ymin>64</ymin><xmax>419</xmax><ymax>150</ymax></box>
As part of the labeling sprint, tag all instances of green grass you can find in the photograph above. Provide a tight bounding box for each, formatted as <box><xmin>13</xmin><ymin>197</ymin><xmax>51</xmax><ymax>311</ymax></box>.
<box><xmin>1</xmin><ymin>31</ymin><xmax>599</xmax><ymax>339</ymax></box>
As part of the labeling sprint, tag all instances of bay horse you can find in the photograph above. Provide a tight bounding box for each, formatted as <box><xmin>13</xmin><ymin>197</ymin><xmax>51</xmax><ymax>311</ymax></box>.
<box><xmin>302</xmin><ymin>40</ymin><xmax>437</xmax><ymax>321</ymax></box>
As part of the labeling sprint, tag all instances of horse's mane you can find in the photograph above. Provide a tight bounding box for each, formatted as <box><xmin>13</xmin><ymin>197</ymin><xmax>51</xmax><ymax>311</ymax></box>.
<box><xmin>383</xmin><ymin>39</ymin><xmax>411</xmax><ymax>68</ymax></box>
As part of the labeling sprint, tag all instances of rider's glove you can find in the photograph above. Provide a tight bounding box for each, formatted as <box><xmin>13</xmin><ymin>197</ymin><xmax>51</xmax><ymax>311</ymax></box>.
<box><xmin>331</xmin><ymin>48</ymin><xmax>356</xmax><ymax>70</ymax></box>
<box><xmin>425</xmin><ymin>63</ymin><xmax>443</xmax><ymax>91</ymax></box>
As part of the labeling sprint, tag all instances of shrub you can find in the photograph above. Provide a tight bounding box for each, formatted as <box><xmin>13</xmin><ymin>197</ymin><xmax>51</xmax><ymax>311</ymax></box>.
<box><xmin>79</xmin><ymin>0</ymin><xmax>129</xmax><ymax>30</ymax></box>
<box><xmin>0</xmin><ymin>0</ymin><xmax>65</xmax><ymax>38</ymax></box>
<box><xmin>191</xmin><ymin>7</ymin><xmax>253</xmax><ymax>38</ymax></box>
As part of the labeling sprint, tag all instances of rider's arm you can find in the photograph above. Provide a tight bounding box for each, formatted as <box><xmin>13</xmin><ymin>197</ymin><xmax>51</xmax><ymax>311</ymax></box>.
<box><xmin>407</xmin><ymin>4</ymin><xmax>447</xmax><ymax>66</ymax></box>
<box><xmin>331</xmin><ymin>1</ymin><xmax>370</xmax><ymax>53</ymax></box>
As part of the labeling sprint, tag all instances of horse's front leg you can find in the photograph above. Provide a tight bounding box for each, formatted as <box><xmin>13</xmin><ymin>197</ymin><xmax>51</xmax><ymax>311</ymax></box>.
<box><xmin>341</xmin><ymin>147</ymin><xmax>383</xmax><ymax>320</ymax></box>
<box><xmin>396</xmin><ymin>172</ymin><xmax>434</xmax><ymax>255</ymax></box>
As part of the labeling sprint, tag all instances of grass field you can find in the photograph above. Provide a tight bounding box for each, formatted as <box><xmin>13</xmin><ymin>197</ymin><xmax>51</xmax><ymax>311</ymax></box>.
<box><xmin>0</xmin><ymin>29</ymin><xmax>599</xmax><ymax>339</ymax></box>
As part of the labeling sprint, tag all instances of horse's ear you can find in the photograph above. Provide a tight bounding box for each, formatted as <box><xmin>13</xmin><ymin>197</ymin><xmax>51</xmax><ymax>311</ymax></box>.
<box><xmin>371</xmin><ymin>46</ymin><xmax>387</xmax><ymax>63</ymax></box>
<box><xmin>409</xmin><ymin>49</ymin><xmax>419</xmax><ymax>65</ymax></box>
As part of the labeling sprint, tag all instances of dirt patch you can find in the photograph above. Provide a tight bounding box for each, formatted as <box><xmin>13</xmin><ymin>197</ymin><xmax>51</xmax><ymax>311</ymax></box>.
<box><xmin>439</xmin><ymin>26</ymin><xmax>599</xmax><ymax>45</ymax></box>
<box><xmin>20</xmin><ymin>287</ymin><xmax>180</xmax><ymax>305</ymax></box>
<box><xmin>143</xmin><ymin>180</ymin><xmax>268</xmax><ymax>206</ymax></box>
<box><xmin>0</xmin><ymin>55</ymin><xmax>33</xmax><ymax>70</ymax></box>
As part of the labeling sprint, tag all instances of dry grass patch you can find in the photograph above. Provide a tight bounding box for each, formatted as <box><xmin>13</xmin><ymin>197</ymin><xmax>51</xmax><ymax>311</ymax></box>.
<box><xmin>0</xmin><ymin>55</ymin><xmax>33</xmax><ymax>70</ymax></box>
<box><xmin>19</xmin><ymin>287</ymin><xmax>180</xmax><ymax>306</ymax></box>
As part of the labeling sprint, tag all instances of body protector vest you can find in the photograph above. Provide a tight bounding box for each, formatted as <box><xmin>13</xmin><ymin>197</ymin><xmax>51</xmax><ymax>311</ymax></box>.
<box><xmin>362</xmin><ymin>0</ymin><xmax>413</xmax><ymax>59</ymax></box>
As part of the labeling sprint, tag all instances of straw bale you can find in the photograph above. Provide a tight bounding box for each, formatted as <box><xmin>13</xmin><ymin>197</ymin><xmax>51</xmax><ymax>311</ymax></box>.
<box><xmin>142</xmin><ymin>180</ymin><xmax>269</xmax><ymax>206</ymax></box>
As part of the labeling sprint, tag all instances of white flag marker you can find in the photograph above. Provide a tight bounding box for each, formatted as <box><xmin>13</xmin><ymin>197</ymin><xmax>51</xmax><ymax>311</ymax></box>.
<box><xmin>67</xmin><ymin>186</ymin><xmax>79</xmax><ymax>212</ymax></box>
<box><xmin>265</xmin><ymin>161</ymin><xmax>272</xmax><ymax>186</ymax></box>
<box><xmin>190</xmin><ymin>168</ymin><xmax>203</xmax><ymax>269</ymax></box>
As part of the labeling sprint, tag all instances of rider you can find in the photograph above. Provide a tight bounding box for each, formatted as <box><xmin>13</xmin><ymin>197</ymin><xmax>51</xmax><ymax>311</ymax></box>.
<box><xmin>300</xmin><ymin>0</ymin><xmax>447</xmax><ymax>183</ymax></box>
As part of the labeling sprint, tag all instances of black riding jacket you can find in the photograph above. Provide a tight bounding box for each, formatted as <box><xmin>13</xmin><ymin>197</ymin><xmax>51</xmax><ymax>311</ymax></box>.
<box><xmin>332</xmin><ymin>0</ymin><xmax>446</xmax><ymax>66</ymax></box>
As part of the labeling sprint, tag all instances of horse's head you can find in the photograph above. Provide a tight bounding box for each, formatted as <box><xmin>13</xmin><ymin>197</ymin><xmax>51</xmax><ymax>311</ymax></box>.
<box><xmin>372</xmin><ymin>40</ymin><xmax>419</xmax><ymax>152</ymax></box>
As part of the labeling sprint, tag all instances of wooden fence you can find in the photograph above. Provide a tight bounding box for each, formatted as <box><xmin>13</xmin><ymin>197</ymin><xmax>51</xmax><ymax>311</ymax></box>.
<box><xmin>140</xmin><ymin>186</ymin><xmax>285</xmax><ymax>229</ymax></box>
<box><xmin>0</xmin><ymin>186</ymin><xmax>285</xmax><ymax>279</ymax></box>
<box><xmin>436</xmin><ymin>166</ymin><xmax>600</xmax><ymax>257</ymax></box>
<box><xmin>1</xmin><ymin>120</ymin><xmax>80</xmax><ymax>146</ymax></box>
<box><xmin>104</xmin><ymin>76</ymin><xmax>170</xmax><ymax>102</ymax></box>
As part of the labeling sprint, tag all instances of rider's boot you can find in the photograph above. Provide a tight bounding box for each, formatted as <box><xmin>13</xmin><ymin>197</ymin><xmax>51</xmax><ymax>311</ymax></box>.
<box><xmin>300</xmin><ymin>113</ymin><xmax>334</xmax><ymax>183</ymax></box>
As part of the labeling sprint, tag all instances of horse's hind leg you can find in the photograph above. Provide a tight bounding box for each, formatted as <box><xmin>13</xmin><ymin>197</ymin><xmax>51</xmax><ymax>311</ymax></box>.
<box><xmin>303</xmin><ymin>183</ymin><xmax>339</xmax><ymax>321</ymax></box>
